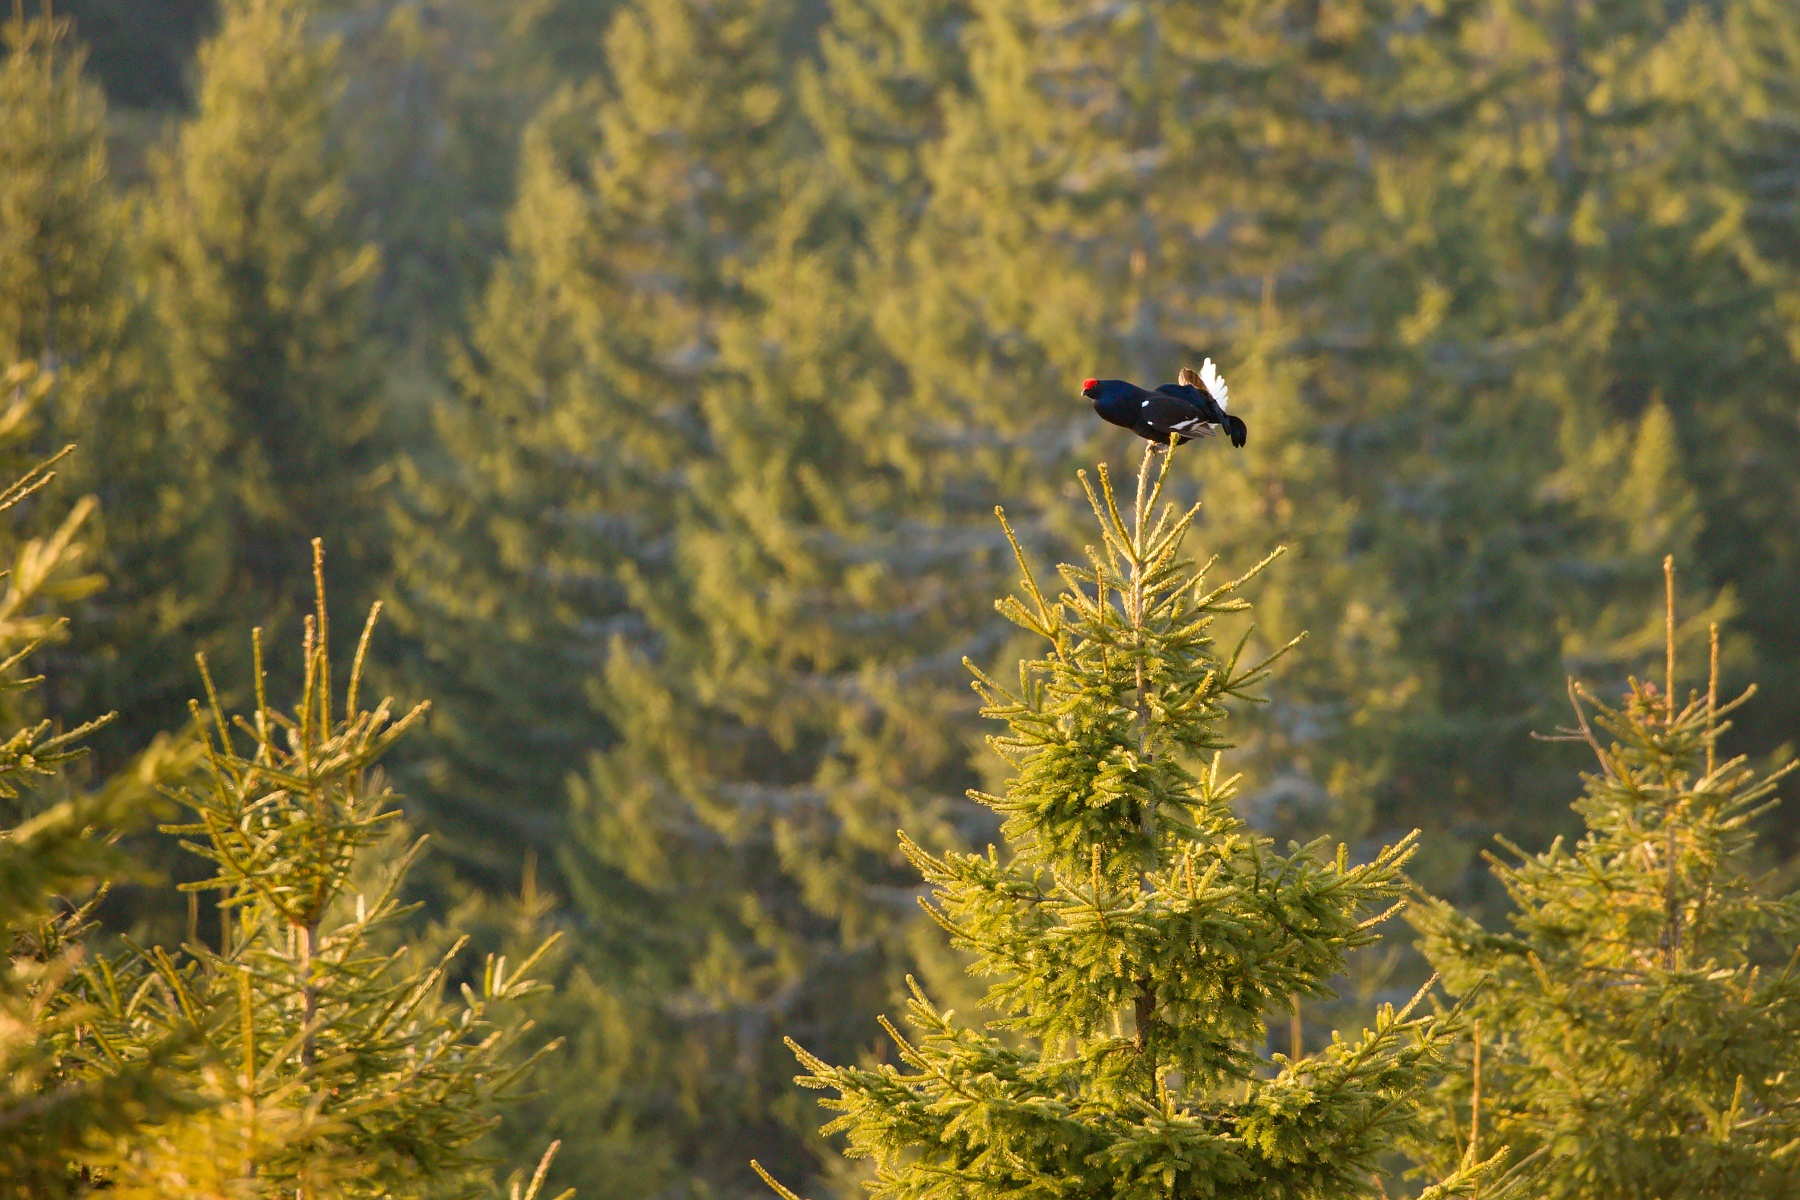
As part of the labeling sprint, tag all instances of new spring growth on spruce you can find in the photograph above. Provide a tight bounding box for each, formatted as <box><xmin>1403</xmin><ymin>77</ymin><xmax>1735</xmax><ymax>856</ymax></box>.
<box><xmin>171</xmin><ymin>540</ymin><xmax>428</xmax><ymax>944</ymax></box>
<box><xmin>753</xmin><ymin>445</ymin><xmax>1505</xmax><ymax>1200</ymax></box>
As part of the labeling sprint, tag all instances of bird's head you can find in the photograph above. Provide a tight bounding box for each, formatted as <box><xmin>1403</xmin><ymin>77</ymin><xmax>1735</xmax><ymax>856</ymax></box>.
<box><xmin>1081</xmin><ymin>379</ymin><xmax>1137</xmax><ymax>407</ymax></box>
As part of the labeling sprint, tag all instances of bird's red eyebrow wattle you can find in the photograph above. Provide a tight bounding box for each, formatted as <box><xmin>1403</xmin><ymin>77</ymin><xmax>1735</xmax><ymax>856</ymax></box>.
<box><xmin>1082</xmin><ymin>378</ymin><xmax>1098</xmax><ymax>391</ymax></box>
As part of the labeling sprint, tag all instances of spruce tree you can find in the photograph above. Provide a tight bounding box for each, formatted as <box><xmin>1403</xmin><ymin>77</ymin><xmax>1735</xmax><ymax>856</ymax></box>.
<box><xmin>0</xmin><ymin>362</ymin><xmax>567</xmax><ymax>1193</ymax></box>
<box><xmin>561</xmin><ymin>196</ymin><xmax>1018</xmax><ymax>1199</ymax></box>
<box><xmin>1179</xmin><ymin>296</ymin><xmax>1411</xmax><ymax>851</ymax></box>
<box><xmin>382</xmin><ymin>94</ymin><xmax>640</xmax><ymax>881</ymax></box>
<box><xmin>756</xmin><ymin>448</ymin><xmax>1495</xmax><ymax>1200</ymax></box>
<box><xmin>1414</xmin><ymin>564</ymin><xmax>1800</xmax><ymax>1197</ymax></box>
<box><xmin>147</xmin><ymin>0</ymin><xmax>389</xmax><ymax>654</ymax></box>
<box><xmin>0</xmin><ymin>676</ymin><xmax>178</xmax><ymax>1200</ymax></box>
<box><xmin>801</xmin><ymin>0</ymin><xmax>970</xmax><ymax>223</ymax></box>
<box><xmin>64</xmin><ymin>545</ymin><xmax>565</xmax><ymax>1198</ymax></box>
<box><xmin>383</xmin><ymin>0</ymin><xmax>1800</xmax><ymax>1188</ymax></box>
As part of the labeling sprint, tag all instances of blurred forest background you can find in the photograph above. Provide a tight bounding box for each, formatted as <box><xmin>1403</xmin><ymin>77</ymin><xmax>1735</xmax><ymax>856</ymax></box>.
<box><xmin>6</xmin><ymin>0</ymin><xmax>1800</xmax><ymax>1194</ymax></box>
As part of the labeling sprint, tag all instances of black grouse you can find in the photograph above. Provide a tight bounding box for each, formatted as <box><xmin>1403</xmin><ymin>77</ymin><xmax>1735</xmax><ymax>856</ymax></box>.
<box><xmin>1081</xmin><ymin>360</ymin><xmax>1247</xmax><ymax>448</ymax></box>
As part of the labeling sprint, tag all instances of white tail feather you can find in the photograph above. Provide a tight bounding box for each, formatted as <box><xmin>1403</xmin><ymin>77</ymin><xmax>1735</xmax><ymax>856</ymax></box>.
<box><xmin>1200</xmin><ymin>358</ymin><xmax>1229</xmax><ymax>410</ymax></box>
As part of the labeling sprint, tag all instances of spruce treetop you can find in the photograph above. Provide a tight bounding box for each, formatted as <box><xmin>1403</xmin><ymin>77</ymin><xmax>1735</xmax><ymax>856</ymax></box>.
<box><xmin>1416</xmin><ymin>560</ymin><xmax>1800</xmax><ymax>1198</ymax></box>
<box><xmin>62</xmin><ymin>544</ymin><xmax>565</xmax><ymax>1198</ymax></box>
<box><xmin>757</xmin><ymin>446</ymin><xmax>1495</xmax><ymax>1200</ymax></box>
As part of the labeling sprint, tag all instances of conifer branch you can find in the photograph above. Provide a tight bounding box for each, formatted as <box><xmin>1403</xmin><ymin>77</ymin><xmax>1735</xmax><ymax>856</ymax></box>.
<box><xmin>1707</xmin><ymin>622</ymin><xmax>1719</xmax><ymax>777</ymax></box>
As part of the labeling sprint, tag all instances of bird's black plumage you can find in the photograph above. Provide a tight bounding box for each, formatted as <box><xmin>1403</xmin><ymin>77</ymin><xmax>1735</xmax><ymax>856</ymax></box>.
<box><xmin>1081</xmin><ymin>360</ymin><xmax>1246</xmax><ymax>448</ymax></box>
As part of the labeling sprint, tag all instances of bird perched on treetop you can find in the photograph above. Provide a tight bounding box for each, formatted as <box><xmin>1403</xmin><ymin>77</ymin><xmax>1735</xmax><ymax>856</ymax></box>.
<box><xmin>1081</xmin><ymin>360</ymin><xmax>1247</xmax><ymax>448</ymax></box>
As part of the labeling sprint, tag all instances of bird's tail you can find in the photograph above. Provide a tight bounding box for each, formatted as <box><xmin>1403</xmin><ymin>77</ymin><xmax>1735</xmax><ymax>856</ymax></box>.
<box><xmin>1224</xmin><ymin>414</ymin><xmax>1247</xmax><ymax>448</ymax></box>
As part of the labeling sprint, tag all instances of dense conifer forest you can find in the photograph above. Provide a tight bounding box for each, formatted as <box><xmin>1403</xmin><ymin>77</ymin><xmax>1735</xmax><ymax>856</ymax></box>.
<box><xmin>5</xmin><ymin>0</ymin><xmax>1800</xmax><ymax>1195</ymax></box>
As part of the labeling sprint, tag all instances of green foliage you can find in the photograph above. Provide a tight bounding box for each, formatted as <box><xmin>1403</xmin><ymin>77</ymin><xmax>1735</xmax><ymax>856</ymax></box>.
<box><xmin>1415</xmin><ymin>575</ymin><xmax>1800</xmax><ymax>1198</ymax></box>
<box><xmin>147</xmin><ymin>0</ymin><xmax>388</xmax><ymax>648</ymax></box>
<box><xmin>386</xmin><ymin>0</ymin><xmax>839</xmax><ymax>870</ymax></box>
<box><xmin>1331</xmin><ymin>0</ymin><xmax>1757</xmax><ymax>848</ymax></box>
<box><xmin>11</xmin><ymin>0</ymin><xmax>1800</xmax><ymax>1192</ymax></box>
<box><xmin>758</xmin><ymin>449</ymin><xmax>1496</xmax><ymax>1200</ymax></box>
<box><xmin>880</xmin><ymin>0</ymin><xmax>1746</xmax><ymax>876</ymax></box>
<box><xmin>801</xmin><ymin>0</ymin><xmax>968</xmax><ymax>216</ymax></box>
<box><xmin>382</xmin><ymin>86</ymin><xmax>637</xmax><ymax>880</ymax></box>
<box><xmin>64</xmin><ymin>547</ymin><xmax>564</xmax><ymax>1197</ymax></box>
<box><xmin>385</xmin><ymin>0</ymin><xmax>816</xmax><ymax>880</ymax></box>
<box><xmin>1</xmin><ymin>809</ymin><xmax>174</xmax><ymax>1200</ymax></box>
<box><xmin>0</xmin><ymin>7</ymin><xmax>155</xmax><ymax>549</ymax></box>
